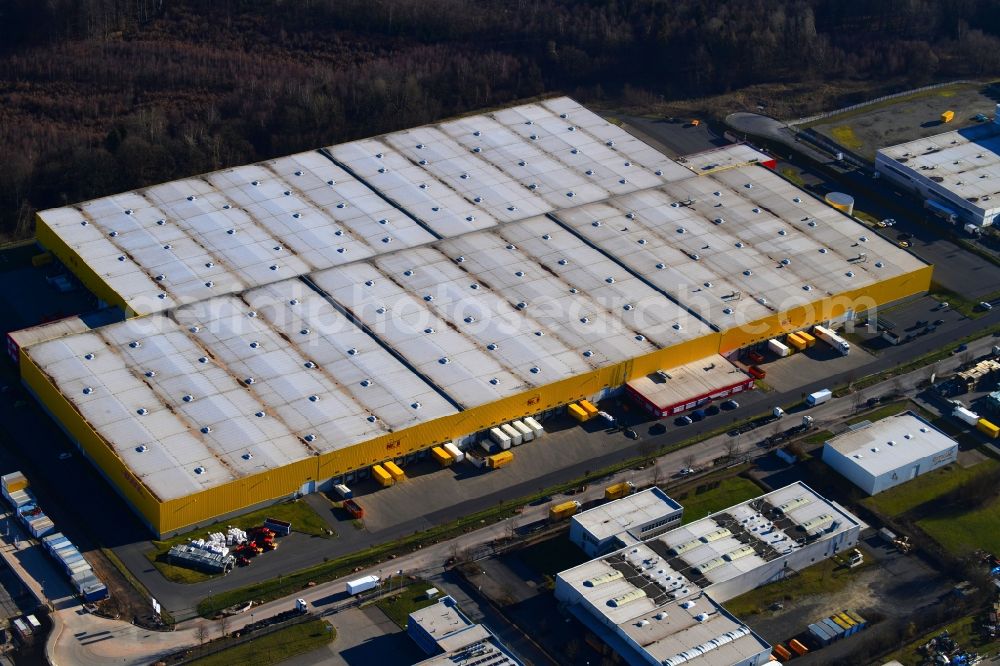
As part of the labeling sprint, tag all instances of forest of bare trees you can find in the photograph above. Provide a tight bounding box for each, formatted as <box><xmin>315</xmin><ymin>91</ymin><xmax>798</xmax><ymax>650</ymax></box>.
<box><xmin>1</xmin><ymin>0</ymin><xmax>999</xmax><ymax>239</ymax></box>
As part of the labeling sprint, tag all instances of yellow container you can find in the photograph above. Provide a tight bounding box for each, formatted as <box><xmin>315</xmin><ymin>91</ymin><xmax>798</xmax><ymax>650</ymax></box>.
<box><xmin>797</xmin><ymin>331</ymin><xmax>816</xmax><ymax>347</ymax></box>
<box><xmin>487</xmin><ymin>451</ymin><xmax>513</xmax><ymax>469</ymax></box>
<box><xmin>549</xmin><ymin>500</ymin><xmax>581</xmax><ymax>520</ymax></box>
<box><xmin>836</xmin><ymin>612</ymin><xmax>856</xmax><ymax>628</ymax></box>
<box><xmin>977</xmin><ymin>418</ymin><xmax>1000</xmax><ymax>439</ymax></box>
<box><xmin>568</xmin><ymin>403</ymin><xmax>590</xmax><ymax>422</ymax></box>
<box><xmin>941</xmin><ymin>110</ymin><xmax>955</xmax><ymax>123</ymax></box>
<box><xmin>786</xmin><ymin>333</ymin><xmax>807</xmax><ymax>351</ymax></box>
<box><xmin>383</xmin><ymin>460</ymin><xmax>406</xmax><ymax>481</ymax></box>
<box><xmin>2</xmin><ymin>478</ymin><xmax>27</xmax><ymax>493</ymax></box>
<box><xmin>372</xmin><ymin>464</ymin><xmax>394</xmax><ymax>487</ymax></box>
<box><xmin>604</xmin><ymin>482</ymin><xmax>634</xmax><ymax>500</ymax></box>
<box><xmin>431</xmin><ymin>446</ymin><xmax>453</xmax><ymax>466</ymax></box>
<box><xmin>579</xmin><ymin>399</ymin><xmax>599</xmax><ymax>416</ymax></box>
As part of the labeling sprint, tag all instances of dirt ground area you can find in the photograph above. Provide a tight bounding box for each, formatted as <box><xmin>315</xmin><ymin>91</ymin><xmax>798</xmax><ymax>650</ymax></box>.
<box><xmin>809</xmin><ymin>82</ymin><xmax>1000</xmax><ymax>160</ymax></box>
<box><xmin>745</xmin><ymin>532</ymin><xmax>952</xmax><ymax>663</ymax></box>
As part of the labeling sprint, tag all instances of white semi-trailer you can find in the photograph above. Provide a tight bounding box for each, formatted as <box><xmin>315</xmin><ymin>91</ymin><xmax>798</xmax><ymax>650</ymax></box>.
<box><xmin>813</xmin><ymin>325</ymin><xmax>850</xmax><ymax>356</ymax></box>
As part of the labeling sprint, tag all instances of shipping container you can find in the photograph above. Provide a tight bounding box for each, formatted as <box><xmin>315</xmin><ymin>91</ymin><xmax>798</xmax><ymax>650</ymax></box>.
<box><xmin>797</xmin><ymin>331</ymin><xmax>817</xmax><ymax>347</ymax></box>
<box><xmin>29</xmin><ymin>518</ymin><xmax>54</xmax><ymax>538</ymax></box>
<box><xmin>786</xmin><ymin>333</ymin><xmax>807</xmax><ymax>351</ymax></box>
<box><xmin>789</xmin><ymin>639</ymin><xmax>809</xmax><ymax>656</ymax></box>
<box><xmin>772</xmin><ymin>644</ymin><xmax>792</xmax><ymax>661</ymax></box>
<box><xmin>977</xmin><ymin>418</ymin><xmax>1000</xmax><ymax>439</ymax></box>
<box><xmin>500</xmin><ymin>423</ymin><xmax>522</xmax><ymax>447</ymax></box>
<box><xmin>953</xmin><ymin>405</ymin><xmax>980</xmax><ymax>426</ymax></box>
<box><xmin>383</xmin><ymin>461</ymin><xmax>405</xmax><ymax>481</ymax></box>
<box><xmin>333</xmin><ymin>484</ymin><xmax>353</xmax><ymax>500</ymax></box>
<box><xmin>941</xmin><ymin>110</ymin><xmax>955</xmax><ymax>123</ymax></box>
<box><xmin>343</xmin><ymin>499</ymin><xmax>364</xmax><ymax>519</ymax></box>
<box><xmin>372</xmin><ymin>464</ymin><xmax>394</xmax><ymax>487</ymax></box>
<box><xmin>768</xmin><ymin>339</ymin><xmax>791</xmax><ymax>357</ymax></box>
<box><xmin>523</xmin><ymin>417</ymin><xmax>544</xmax><ymax>438</ymax></box>
<box><xmin>489</xmin><ymin>427</ymin><xmax>512</xmax><ymax>449</ymax></box>
<box><xmin>431</xmin><ymin>446</ymin><xmax>453</xmax><ymax>466</ymax></box>
<box><xmin>578</xmin><ymin>400</ymin><xmax>599</xmax><ymax>417</ymax></box>
<box><xmin>604</xmin><ymin>481</ymin><xmax>635</xmax><ymax>500</ymax></box>
<box><xmin>511</xmin><ymin>420</ymin><xmax>533</xmax><ymax>442</ymax></box>
<box><xmin>845</xmin><ymin>610</ymin><xmax>867</xmax><ymax>629</ymax></box>
<box><xmin>568</xmin><ymin>403</ymin><xmax>590</xmax><ymax>422</ymax></box>
<box><xmin>549</xmin><ymin>500</ymin><xmax>581</xmax><ymax>520</ymax></box>
<box><xmin>346</xmin><ymin>575</ymin><xmax>380</xmax><ymax>595</ymax></box>
<box><xmin>443</xmin><ymin>442</ymin><xmax>465</xmax><ymax>462</ymax></box>
<box><xmin>6</xmin><ymin>489</ymin><xmax>31</xmax><ymax>508</ymax></box>
<box><xmin>821</xmin><ymin>617</ymin><xmax>845</xmax><ymax>640</ymax></box>
<box><xmin>809</xmin><ymin>622</ymin><xmax>835</xmax><ymax>646</ymax></box>
<box><xmin>487</xmin><ymin>451</ymin><xmax>514</xmax><ymax>469</ymax></box>
<box><xmin>813</xmin><ymin>325</ymin><xmax>851</xmax><ymax>355</ymax></box>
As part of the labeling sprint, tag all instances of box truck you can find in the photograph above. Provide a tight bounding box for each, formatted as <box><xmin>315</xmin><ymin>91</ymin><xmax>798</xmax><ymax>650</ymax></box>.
<box><xmin>346</xmin><ymin>575</ymin><xmax>380</xmax><ymax>595</ymax></box>
<box><xmin>806</xmin><ymin>389</ymin><xmax>832</xmax><ymax>407</ymax></box>
<box><xmin>978</xmin><ymin>418</ymin><xmax>1000</xmax><ymax>439</ymax></box>
<box><xmin>813</xmin><ymin>325</ymin><xmax>850</xmax><ymax>356</ymax></box>
<box><xmin>604</xmin><ymin>481</ymin><xmax>635</xmax><ymax>500</ymax></box>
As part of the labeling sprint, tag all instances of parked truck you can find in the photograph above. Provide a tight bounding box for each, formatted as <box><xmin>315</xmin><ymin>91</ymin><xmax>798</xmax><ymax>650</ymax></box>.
<box><xmin>604</xmin><ymin>481</ymin><xmax>635</xmax><ymax>500</ymax></box>
<box><xmin>954</xmin><ymin>405</ymin><xmax>980</xmax><ymax>426</ymax></box>
<box><xmin>549</xmin><ymin>500</ymin><xmax>581</xmax><ymax>521</ymax></box>
<box><xmin>333</xmin><ymin>484</ymin><xmax>353</xmax><ymax>500</ymax></box>
<box><xmin>978</xmin><ymin>418</ymin><xmax>1000</xmax><ymax>439</ymax></box>
<box><xmin>767</xmin><ymin>339</ymin><xmax>791</xmax><ymax>358</ymax></box>
<box><xmin>813</xmin><ymin>325</ymin><xmax>850</xmax><ymax>356</ymax></box>
<box><xmin>346</xmin><ymin>575</ymin><xmax>380</xmax><ymax>595</ymax></box>
<box><xmin>431</xmin><ymin>446</ymin><xmax>453</xmax><ymax>467</ymax></box>
<box><xmin>797</xmin><ymin>330</ymin><xmax>817</xmax><ymax>347</ymax></box>
<box><xmin>786</xmin><ymin>332</ymin><xmax>807</xmax><ymax>351</ymax></box>
<box><xmin>806</xmin><ymin>389</ymin><xmax>833</xmax><ymax>407</ymax></box>
<box><xmin>343</xmin><ymin>499</ymin><xmax>365</xmax><ymax>519</ymax></box>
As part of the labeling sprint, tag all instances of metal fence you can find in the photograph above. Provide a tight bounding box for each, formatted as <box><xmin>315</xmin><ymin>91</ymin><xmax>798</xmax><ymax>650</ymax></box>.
<box><xmin>787</xmin><ymin>80</ymin><xmax>979</xmax><ymax>127</ymax></box>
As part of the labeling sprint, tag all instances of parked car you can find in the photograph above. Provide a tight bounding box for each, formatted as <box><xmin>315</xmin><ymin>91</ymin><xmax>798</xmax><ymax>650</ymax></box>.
<box><xmin>721</xmin><ymin>399</ymin><xmax>740</xmax><ymax>410</ymax></box>
<box><xmin>705</xmin><ymin>404</ymin><xmax>720</xmax><ymax>416</ymax></box>
<box><xmin>624</xmin><ymin>428</ymin><xmax>639</xmax><ymax>440</ymax></box>
<box><xmin>746</xmin><ymin>350</ymin><xmax>765</xmax><ymax>364</ymax></box>
<box><xmin>691</xmin><ymin>409</ymin><xmax>706</xmax><ymax>422</ymax></box>
<box><xmin>933</xmin><ymin>319</ymin><xmax>944</xmax><ymax>326</ymax></box>
<box><xmin>675</xmin><ymin>415</ymin><xmax>693</xmax><ymax>426</ymax></box>
<box><xmin>953</xmin><ymin>344</ymin><xmax>968</xmax><ymax>354</ymax></box>
<box><xmin>898</xmin><ymin>240</ymin><xmax>911</xmax><ymax>248</ymax></box>
<box><xmin>979</xmin><ymin>301</ymin><xmax>993</xmax><ymax>311</ymax></box>
<box><xmin>678</xmin><ymin>467</ymin><xmax>696</xmax><ymax>477</ymax></box>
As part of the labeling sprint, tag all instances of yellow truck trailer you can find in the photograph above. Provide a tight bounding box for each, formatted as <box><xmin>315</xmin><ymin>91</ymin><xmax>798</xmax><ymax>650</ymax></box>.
<box><xmin>568</xmin><ymin>403</ymin><xmax>590</xmax><ymax>422</ymax></box>
<box><xmin>786</xmin><ymin>332</ymin><xmax>807</xmax><ymax>351</ymax></box>
<box><xmin>797</xmin><ymin>330</ymin><xmax>817</xmax><ymax>347</ymax></box>
<box><xmin>383</xmin><ymin>460</ymin><xmax>406</xmax><ymax>481</ymax></box>
<box><xmin>977</xmin><ymin>418</ymin><xmax>1000</xmax><ymax>439</ymax></box>
<box><xmin>549</xmin><ymin>500</ymin><xmax>581</xmax><ymax>521</ymax></box>
<box><xmin>431</xmin><ymin>446</ymin><xmax>453</xmax><ymax>466</ymax></box>
<box><xmin>372</xmin><ymin>464</ymin><xmax>394</xmax><ymax>487</ymax></box>
<box><xmin>578</xmin><ymin>400</ymin><xmax>599</xmax><ymax>417</ymax></box>
<box><xmin>941</xmin><ymin>110</ymin><xmax>955</xmax><ymax>123</ymax></box>
<box><xmin>487</xmin><ymin>450</ymin><xmax>514</xmax><ymax>469</ymax></box>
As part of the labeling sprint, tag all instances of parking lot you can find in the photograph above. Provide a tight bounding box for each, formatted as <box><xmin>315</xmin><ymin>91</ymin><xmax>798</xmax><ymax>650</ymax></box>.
<box><xmin>807</xmin><ymin>82</ymin><xmax>999</xmax><ymax>161</ymax></box>
<box><xmin>743</xmin><ymin>338</ymin><xmax>877</xmax><ymax>394</ymax></box>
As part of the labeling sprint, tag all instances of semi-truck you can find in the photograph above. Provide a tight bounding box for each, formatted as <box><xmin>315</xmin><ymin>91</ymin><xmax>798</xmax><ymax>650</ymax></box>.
<box><xmin>767</xmin><ymin>339</ymin><xmax>791</xmax><ymax>358</ymax></box>
<box><xmin>346</xmin><ymin>575</ymin><xmax>380</xmax><ymax>595</ymax></box>
<box><xmin>549</xmin><ymin>500</ymin><xmax>581</xmax><ymax>521</ymax></box>
<box><xmin>806</xmin><ymin>389</ymin><xmax>832</xmax><ymax>407</ymax></box>
<box><xmin>953</xmin><ymin>405</ymin><xmax>980</xmax><ymax>426</ymax></box>
<box><xmin>813</xmin><ymin>325</ymin><xmax>850</xmax><ymax>356</ymax></box>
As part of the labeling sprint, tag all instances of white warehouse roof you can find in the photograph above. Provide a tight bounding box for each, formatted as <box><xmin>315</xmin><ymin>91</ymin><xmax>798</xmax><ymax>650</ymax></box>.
<box><xmin>824</xmin><ymin>412</ymin><xmax>958</xmax><ymax>478</ymax></box>
<box><xmin>572</xmin><ymin>488</ymin><xmax>683</xmax><ymax>543</ymax></box>
<box><xmin>878</xmin><ymin>122</ymin><xmax>1000</xmax><ymax>207</ymax></box>
<box><xmin>24</xmin><ymin>282</ymin><xmax>459</xmax><ymax>501</ymax></box>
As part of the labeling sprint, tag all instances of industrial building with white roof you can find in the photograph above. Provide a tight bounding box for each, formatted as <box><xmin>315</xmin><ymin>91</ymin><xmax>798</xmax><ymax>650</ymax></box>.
<box><xmin>555</xmin><ymin>482</ymin><xmax>863</xmax><ymax>666</ymax></box>
<box><xmin>570</xmin><ymin>487</ymin><xmax>684</xmax><ymax>557</ymax></box>
<box><xmin>875</xmin><ymin>107</ymin><xmax>1000</xmax><ymax>228</ymax></box>
<box><xmin>21</xmin><ymin>97</ymin><xmax>932</xmax><ymax>536</ymax></box>
<box><xmin>822</xmin><ymin>411</ymin><xmax>958</xmax><ymax>495</ymax></box>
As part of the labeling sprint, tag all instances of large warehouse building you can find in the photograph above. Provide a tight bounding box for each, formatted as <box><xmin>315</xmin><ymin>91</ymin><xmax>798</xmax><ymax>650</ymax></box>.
<box><xmin>875</xmin><ymin>106</ymin><xmax>1000</xmax><ymax>228</ymax></box>
<box><xmin>19</xmin><ymin>97</ymin><xmax>932</xmax><ymax>537</ymax></box>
